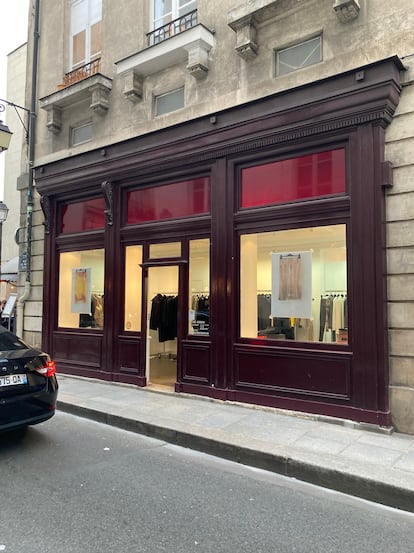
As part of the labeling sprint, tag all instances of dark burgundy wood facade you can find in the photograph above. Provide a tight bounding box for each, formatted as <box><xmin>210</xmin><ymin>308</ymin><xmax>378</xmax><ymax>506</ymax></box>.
<box><xmin>36</xmin><ymin>57</ymin><xmax>404</xmax><ymax>426</ymax></box>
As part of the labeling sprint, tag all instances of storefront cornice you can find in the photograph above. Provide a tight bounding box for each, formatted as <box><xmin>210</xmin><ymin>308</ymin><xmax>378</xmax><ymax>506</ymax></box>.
<box><xmin>35</xmin><ymin>56</ymin><xmax>404</xmax><ymax>196</ymax></box>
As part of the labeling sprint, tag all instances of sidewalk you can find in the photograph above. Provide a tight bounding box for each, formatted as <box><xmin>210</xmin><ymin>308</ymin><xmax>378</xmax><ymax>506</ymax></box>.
<box><xmin>56</xmin><ymin>374</ymin><xmax>414</xmax><ymax>513</ymax></box>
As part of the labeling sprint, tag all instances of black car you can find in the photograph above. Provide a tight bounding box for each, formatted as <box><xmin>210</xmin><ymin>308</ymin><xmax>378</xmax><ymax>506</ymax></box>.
<box><xmin>0</xmin><ymin>326</ymin><xmax>58</xmax><ymax>432</ymax></box>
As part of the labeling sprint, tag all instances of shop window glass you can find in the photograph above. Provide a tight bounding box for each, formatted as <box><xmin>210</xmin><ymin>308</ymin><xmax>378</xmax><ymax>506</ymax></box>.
<box><xmin>240</xmin><ymin>225</ymin><xmax>348</xmax><ymax>344</ymax></box>
<box><xmin>241</xmin><ymin>149</ymin><xmax>345</xmax><ymax>208</ymax></box>
<box><xmin>58</xmin><ymin>249</ymin><xmax>104</xmax><ymax>329</ymax></box>
<box><xmin>188</xmin><ymin>238</ymin><xmax>210</xmax><ymax>335</ymax></box>
<box><xmin>127</xmin><ymin>177</ymin><xmax>210</xmax><ymax>224</ymax></box>
<box><xmin>124</xmin><ymin>246</ymin><xmax>143</xmax><ymax>331</ymax></box>
<box><xmin>60</xmin><ymin>198</ymin><xmax>105</xmax><ymax>234</ymax></box>
<box><xmin>150</xmin><ymin>242</ymin><xmax>181</xmax><ymax>259</ymax></box>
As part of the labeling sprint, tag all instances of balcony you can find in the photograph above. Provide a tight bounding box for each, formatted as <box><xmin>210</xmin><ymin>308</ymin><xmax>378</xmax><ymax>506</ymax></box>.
<box><xmin>115</xmin><ymin>10</ymin><xmax>215</xmax><ymax>100</ymax></box>
<box><xmin>147</xmin><ymin>9</ymin><xmax>198</xmax><ymax>46</ymax></box>
<box><xmin>39</xmin><ymin>59</ymin><xmax>112</xmax><ymax>134</ymax></box>
<box><xmin>62</xmin><ymin>58</ymin><xmax>101</xmax><ymax>87</ymax></box>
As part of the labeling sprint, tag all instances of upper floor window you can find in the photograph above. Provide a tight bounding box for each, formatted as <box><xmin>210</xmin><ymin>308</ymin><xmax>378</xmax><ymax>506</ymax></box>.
<box><xmin>276</xmin><ymin>35</ymin><xmax>322</xmax><ymax>76</ymax></box>
<box><xmin>155</xmin><ymin>87</ymin><xmax>184</xmax><ymax>116</ymax></box>
<box><xmin>71</xmin><ymin>122</ymin><xmax>93</xmax><ymax>146</ymax></box>
<box><xmin>153</xmin><ymin>0</ymin><xmax>197</xmax><ymax>29</ymax></box>
<box><xmin>70</xmin><ymin>0</ymin><xmax>102</xmax><ymax>70</ymax></box>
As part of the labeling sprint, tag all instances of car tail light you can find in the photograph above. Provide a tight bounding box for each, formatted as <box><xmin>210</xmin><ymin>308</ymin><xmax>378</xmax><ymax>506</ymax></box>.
<box><xmin>35</xmin><ymin>360</ymin><xmax>56</xmax><ymax>377</ymax></box>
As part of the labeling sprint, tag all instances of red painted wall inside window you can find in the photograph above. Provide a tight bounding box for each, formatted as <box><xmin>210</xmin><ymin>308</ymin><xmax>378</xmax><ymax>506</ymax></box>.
<box><xmin>60</xmin><ymin>198</ymin><xmax>106</xmax><ymax>234</ymax></box>
<box><xmin>241</xmin><ymin>149</ymin><xmax>346</xmax><ymax>208</ymax></box>
<box><xmin>127</xmin><ymin>177</ymin><xmax>210</xmax><ymax>224</ymax></box>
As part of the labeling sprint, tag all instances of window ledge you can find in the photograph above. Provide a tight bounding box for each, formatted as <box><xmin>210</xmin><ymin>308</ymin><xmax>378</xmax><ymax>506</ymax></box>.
<box><xmin>115</xmin><ymin>24</ymin><xmax>215</xmax><ymax>96</ymax></box>
<box><xmin>39</xmin><ymin>74</ymin><xmax>113</xmax><ymax>134</ymax></box>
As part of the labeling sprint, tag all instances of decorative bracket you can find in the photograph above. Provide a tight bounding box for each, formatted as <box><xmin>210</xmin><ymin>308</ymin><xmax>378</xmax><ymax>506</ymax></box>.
<box><xmin>40</xmin><ymin>195</ymin><xmax>50</xmax><ymax>234</ymax></box>
<box><xmin>102</xmin><ymin>180</ymin><xmax>113</xmax><ymax>226</ymax></box>
<box><xmin>228</xmin><ymin>15</ymin><xmax>258</xmax><ymax>60</ymax></box>
<box><xmin>89</xmin><ymin>83</ymin><xmax>111</xmax><ymax>114</ymax></box>
<box><xmin>185</xmin><ymin>41</ymin><xmax>210</xmax><ymax>79</ymax></box>
<box><xmin>122</xmin><ymin>69</ymin><xmax>144</xmax><ymax>103</ymax></box>
<box><xmin>333</xmin><ymin>0</ymin><xmax>360</xmax><ymax>23</ymax></box>
<box><xmin>381</xmin><ymin>161</ymin><xmax>393</xmax><ymax>188</ymax></box>
<box><xmin>44</xmin><ymin>106</ymin><xmax>62</xmax><ymax>134</ymax></box>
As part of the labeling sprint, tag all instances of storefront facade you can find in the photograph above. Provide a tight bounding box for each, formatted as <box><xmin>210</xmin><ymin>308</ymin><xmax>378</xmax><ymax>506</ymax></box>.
<box><xmin>36</xmin><ymin>57</ymin><xmax>403</xmax><ymax>427</ymax></box>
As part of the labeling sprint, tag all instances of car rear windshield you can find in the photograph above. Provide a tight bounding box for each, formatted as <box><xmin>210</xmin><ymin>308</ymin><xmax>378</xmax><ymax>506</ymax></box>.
<box><xmin>0</xmin><ymin>329</ymin><xmax>28</xmax><ymax>351</ymax></box>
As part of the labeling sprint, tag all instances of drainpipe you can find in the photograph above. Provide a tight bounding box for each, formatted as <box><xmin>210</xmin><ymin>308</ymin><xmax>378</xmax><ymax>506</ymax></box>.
<box><xmin>17</xmin><ymin>0</ymin><xmax>40</xmax><ymax>338</ymax></box>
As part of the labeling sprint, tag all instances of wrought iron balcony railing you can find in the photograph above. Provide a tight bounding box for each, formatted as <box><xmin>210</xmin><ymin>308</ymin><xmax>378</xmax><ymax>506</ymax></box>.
<box><xmin>61</xmin><ymin>58</ymin><xmax>101</xmax><ymax>88</ymax></box>
<box><xmin>147</xmin><ymin>9</ymin><xmax>198</xmax><ymax>46</ymax></box>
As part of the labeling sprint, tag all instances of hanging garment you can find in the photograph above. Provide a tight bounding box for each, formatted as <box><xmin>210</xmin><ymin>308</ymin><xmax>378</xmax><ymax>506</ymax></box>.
<box><xmin>257</xmin><ymin>294</ymin><xmax>271</xmax><ymax>331</ymax></box>
<box><xmin>151</xmin><ymin>294</ymin><xmax>178</xmax><ymax>342</ymax></box>
<box><xmin>279</xmin><ymin>255</ymin><xmax>302</xmax><ymax>301</ymax></box>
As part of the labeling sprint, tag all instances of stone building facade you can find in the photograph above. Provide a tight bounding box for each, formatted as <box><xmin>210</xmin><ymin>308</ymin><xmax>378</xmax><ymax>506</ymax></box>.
<box><xmin>18</xmin><ymin>0</ymin><xmax>414</xmax><ymax>432</ymax></box>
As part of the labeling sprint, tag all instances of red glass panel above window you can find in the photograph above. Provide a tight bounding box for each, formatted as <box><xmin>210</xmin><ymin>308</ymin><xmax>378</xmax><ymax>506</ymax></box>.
<box><xmin>127</xmin><ymin>177</ymin><xmax>210</xmax><ymax>224</ymax></box>
<box><xmin>60</xmin><ymin>198</ymin><xmax>106</xmax><ymax>234</ymax></box>
<box><xmin>241</xmin><ymin>149</ymin><xmax>346</xmax><ymax>208</ymax></box>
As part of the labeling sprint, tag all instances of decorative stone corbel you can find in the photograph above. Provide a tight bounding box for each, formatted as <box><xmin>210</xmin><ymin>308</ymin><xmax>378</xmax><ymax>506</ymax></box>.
<box><xmin>101</xmin><ymin>180</ymin><xmax>113</xmax><ymax>226</ymax></box>
<box><xmin>89</xmin><ymin>83</ymin><xmax>111</xmax><ymax>114</ymax></box>
<box><xmin>186</xmin><ymin>42</ymin><xmax>209</xmax><ymax>79</ymax></box>
<box><xmin>333</xmin><ymin>0</ymin><xmax>360</xmax><ymax>23</ymax></box>
<box><xmin>123</xmin><ymin>69</ymin><xmax>144</xmax><ymax>103</ymax></box>
<box><xmin>45</xmin><ymin>106</ymin><xmax>62</xmax><ymax>134</ymax></box>
<box><xmin>228</xmin><ymin>15</ymin><xmax>258</xmax><ymax>60</ymax></box>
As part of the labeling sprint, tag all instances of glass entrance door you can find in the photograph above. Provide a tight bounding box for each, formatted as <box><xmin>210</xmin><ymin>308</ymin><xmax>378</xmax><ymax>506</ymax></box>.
<box><xmin>146</xmin><ymin>265</ymin><xmax>179</xmax><ymax>388</ymax></box>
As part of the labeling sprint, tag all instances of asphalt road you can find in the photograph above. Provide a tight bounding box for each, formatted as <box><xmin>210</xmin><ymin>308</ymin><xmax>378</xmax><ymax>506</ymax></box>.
<box><xmin>1</xmin><ymin>411</ymin><xmax>414</xmax><ymax>553</ymax></box>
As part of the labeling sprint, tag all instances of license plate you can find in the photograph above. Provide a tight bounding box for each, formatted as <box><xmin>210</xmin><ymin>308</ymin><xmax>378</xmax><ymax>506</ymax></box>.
<box><xmin>0</xmin><ymin>374</ymin><xmax>28</xmax><ymax>387</ymax></box>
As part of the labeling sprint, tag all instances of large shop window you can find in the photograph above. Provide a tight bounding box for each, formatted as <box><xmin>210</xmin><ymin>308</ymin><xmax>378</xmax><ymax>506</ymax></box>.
<box><xmin>241</xmin><ymin>149</ymin><xmax>345</xmax><ymax>208</ymax></box>
<box><xmin>240</xmin><ymin>225</ymin><xmax>348</xmax><ymax>344</ymax></box>
<box><xmin>58</xmin><ymin>249</ymin><xmax>104</xmax><ymax>329</ymax></box>
<box><xmin>124</xmin><ymin>246</ymin><xmax>143</xmax><ymax>331</ymax></box>
<box><xmin>127</xmin><ymin>177</ymin><xmax>210</xmax><ymax>224</ymax></box>
<box><xmin>189</xmin><ymin>238</ymin><xmax>210</xmax><ymax>336</ymax></box>
<box><xmin>60</xmin><ymin>197</ymin><xmax>105</xmax><ymax>234</ymax></box>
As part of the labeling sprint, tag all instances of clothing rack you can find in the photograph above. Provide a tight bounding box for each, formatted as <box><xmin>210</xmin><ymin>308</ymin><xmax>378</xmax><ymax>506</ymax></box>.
<box><xmin>280</xmin><ymin>253</ymin><xmax>301</xmax><ymax>259</ymax></box>
<box><xmin>323</xmin><ymin>290</ymin><xmax>347</xmax><ymax>293</ymax></box>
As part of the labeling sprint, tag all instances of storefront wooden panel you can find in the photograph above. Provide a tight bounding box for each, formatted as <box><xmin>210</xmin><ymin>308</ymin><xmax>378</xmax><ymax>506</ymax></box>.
<box><xmin>52</xmin><ymin>331</ymin><xmax>104</xmax><ymax>378</ymax></box>
<box><xmin>115</xmin><ymin>337</ymin><xmax>145</xmax><ymax>385</ymax></box>
<box><xmin>234</xmin><ymin>345</ymin><xmax>351</xmax><ymax>399</ymax></box>
<box><xmin>180</xmin><ymin>340</ymin><xmax>210</xmax><ymax>383</ymax></box>
<box><xmin>117</xmin><ymin>337</ymin><xmax>141</xmax><ymax>372</ymax></box>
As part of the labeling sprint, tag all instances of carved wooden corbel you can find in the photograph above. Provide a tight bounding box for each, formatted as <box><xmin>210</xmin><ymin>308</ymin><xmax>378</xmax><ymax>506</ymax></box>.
<box><xmin>40</xmin><ymin>195</ymin><xmax>50</xmax><ymax>234</ymax></box>
<box><xmin>101</xmin><ymin>180</ymin><xmax>113</xmax><ymax>226</ymax></box>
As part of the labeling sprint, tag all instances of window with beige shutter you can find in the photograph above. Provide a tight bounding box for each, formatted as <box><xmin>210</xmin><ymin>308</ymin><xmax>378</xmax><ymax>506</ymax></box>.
<box><xmin>70</xmin><ymin>0</ymin><xmax>102</xmax><ymax>70</ymax></box>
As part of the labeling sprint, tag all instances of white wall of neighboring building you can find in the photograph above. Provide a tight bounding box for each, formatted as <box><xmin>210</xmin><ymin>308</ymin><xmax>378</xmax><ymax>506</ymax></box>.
<box><xmin>3</xmin><ymin>44</ymin><xmax>27</xmax><ymax>264</ymax></box>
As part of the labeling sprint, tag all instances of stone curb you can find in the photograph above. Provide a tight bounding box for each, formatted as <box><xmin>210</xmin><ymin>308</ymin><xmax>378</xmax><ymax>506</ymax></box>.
<box><xmin>57</xmin><ymin>401</ymin><xmax>414</xmax><ymax>513</ymax></box>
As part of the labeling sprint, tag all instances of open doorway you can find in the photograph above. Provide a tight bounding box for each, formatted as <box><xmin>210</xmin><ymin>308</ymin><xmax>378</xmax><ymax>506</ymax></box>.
<box><xmin>146</xmin><ymin>265</ymin><xmax>178</xmax><ymax>388</ymax></box>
